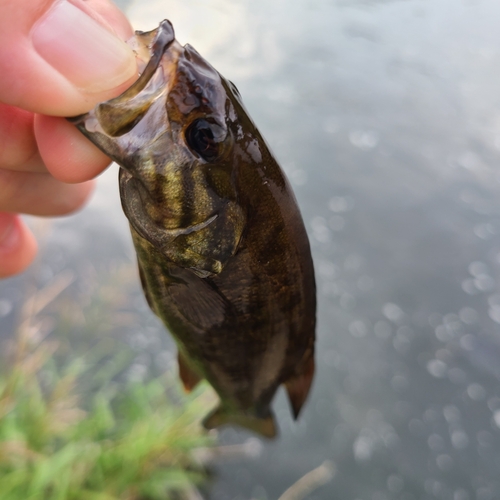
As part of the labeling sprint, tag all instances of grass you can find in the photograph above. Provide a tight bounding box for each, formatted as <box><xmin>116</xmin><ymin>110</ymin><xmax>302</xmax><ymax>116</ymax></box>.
<box><xmin>0</xmin><ymin>268</ymin><xmax>214</xmax><ymax>500</ymax></box>
<box><xmin>0</xmin><ymin>263</ymin><xmax>333</xmax><ymax>500</ymax></box>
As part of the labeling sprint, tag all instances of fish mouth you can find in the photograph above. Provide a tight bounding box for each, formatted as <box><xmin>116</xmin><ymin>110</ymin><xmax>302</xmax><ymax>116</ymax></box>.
<box><xmin>69</xmin><ymin>20</ymin><xmax>182</xmax><ymax>138</ymax></box>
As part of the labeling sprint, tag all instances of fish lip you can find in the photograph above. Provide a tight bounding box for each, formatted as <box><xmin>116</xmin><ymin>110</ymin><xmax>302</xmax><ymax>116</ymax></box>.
<box><xmin>115</xmin><ymin>20</ymin><xmax>176</xmax><ymax>102</ymax></box>
<box><xmin>68</xmin><ymin>20</ymin><xmax>180</xmax><ymax>137</ymax></box>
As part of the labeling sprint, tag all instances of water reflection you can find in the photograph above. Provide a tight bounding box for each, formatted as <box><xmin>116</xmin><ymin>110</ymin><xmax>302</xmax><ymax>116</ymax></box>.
<box><xmin>3</xmin><ymin>0</ymin><xmax>500</xmax><ymax>498</ymax></box>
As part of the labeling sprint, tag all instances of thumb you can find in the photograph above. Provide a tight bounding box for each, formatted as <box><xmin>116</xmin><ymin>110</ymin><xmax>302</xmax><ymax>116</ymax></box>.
<box><xmin>0</xmin><ymin>0</ymin><xmax>138</xmax><ymax>116</ymax></box>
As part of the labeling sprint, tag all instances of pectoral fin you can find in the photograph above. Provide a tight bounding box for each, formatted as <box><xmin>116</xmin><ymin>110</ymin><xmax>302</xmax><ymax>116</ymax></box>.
<box><xmin>178</xmin><ymin>351</ymin><xmax>202</xmax><ymax>393</ymax></box>
<box><xmin>285</xmin><ymin>354</ymin><xmax>315</xmax><ymax>419</ymax></box>
<box><xmin>203</xmin><ymin>406</ymin><xmax>277</xmax><ymax>439</ymax></box>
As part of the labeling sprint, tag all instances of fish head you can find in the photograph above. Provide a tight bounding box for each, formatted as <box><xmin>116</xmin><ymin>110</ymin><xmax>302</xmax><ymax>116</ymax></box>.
<box><xmin>69</xmin><ymin>20</ymin><xmax>247</xmax><ymax>271</ymax></box>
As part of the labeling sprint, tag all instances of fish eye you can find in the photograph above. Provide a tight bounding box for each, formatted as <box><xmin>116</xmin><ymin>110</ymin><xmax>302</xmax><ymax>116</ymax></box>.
<box><xmin>185</xmin><ymin>118</ymin><xmax>224</xmax><ymax>162</ymax></box>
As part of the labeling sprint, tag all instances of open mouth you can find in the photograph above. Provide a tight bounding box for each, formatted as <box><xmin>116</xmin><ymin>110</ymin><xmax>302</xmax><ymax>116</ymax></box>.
<box><xmin>69</xmin><ymin>20</ymin><xmax>182</xmax><ymax>138</ymax></box>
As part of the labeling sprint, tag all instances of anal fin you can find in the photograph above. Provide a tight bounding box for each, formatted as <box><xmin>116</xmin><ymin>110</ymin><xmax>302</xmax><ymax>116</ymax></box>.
<box><xmin>178</xmin><ymin>351</ymin><xmax>202</xmax><ymax>393</ymax></box>
<box><xmin>285</xmin><ymin>354</ymin><xmax>315</xmax><ymax>419</ymax></box>
<box><xmin>203</xmin><ymin>406</ymin><xmax>277</xmax><ymax>439</ymax></box>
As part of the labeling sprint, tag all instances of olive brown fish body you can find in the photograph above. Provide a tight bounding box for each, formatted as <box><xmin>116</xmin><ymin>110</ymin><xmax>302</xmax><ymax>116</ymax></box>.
<box><xmin>69</xmin><ymin>20</ymin><xmax>316</xmax><ymax>437</ymax></box>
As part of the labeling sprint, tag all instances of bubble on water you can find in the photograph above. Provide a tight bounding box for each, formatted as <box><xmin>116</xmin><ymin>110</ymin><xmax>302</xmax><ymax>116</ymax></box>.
<box><xmin>357</xmin><ymin>275</ymin><xmax>374</xmax><ymax>291</ymax></box>
<box><xmin>155</xmin><ymin>350</ymin><xmax>175</xmax><ymax>371</ymax></box>
<box><xmin>477</xmin><ymin>430</ymin><xmax>493</xmax><ymax>447</ymax></box>
<box><xmin>444</xmin><ymin>313</ymin><xmax>459</xmax><ymax>323</ymax></box>
<box><xmin>353</xmin><ymin>434</ymin><xmax>375</xmax><ymax>462</ymax></box>
<box><xmin>398</xmin><ymin>325</ymin><xmax>414</xmax><ymax>339</ymax></box>
<box><xmin>344</xmin><ymin>254</ymin><xmax>364</xmax><ymax>271</ymax></box>
<box><xmin>454</xmin><ymin>489</ymin><xmax>470</xmax><ymax>500</ymax></box>
<box><xmin>0</xmin><ymin>299</ymin><xmax>12</xmax><ymax>317</ymax></box>
<box><xmin>127</xmin><ymin>363</ymin><xmax>148</xmax><ymax>382</ymax></box>
<box><xmin>443</xmin><ymin>405</ymin><xmax>461</xmax><ymax>423</ymax></box>
<box><xmin>425</xmin><ymin>479</ymin><xmax>447</xmax><ymax>497</ymax></box>
<box><xmin>372</xmin><ymin>492</ymin><xmax>389</xmax><ymax>500</ymax></box>
<box><xmin>488</xmin><ymin>306</ymin><xmax>500</xmax><ymax>324</ymax></box>
<box><xmin>427</xmin><ymin>359</ymin><xmax>447</xmax><ymax>378</ymax></box>
<box><xmin>458</xmin><ymin>151</ymin><xmax>484</xmax><ymax>171</ymax></box>
<box><xmin>251</xmin><ymin>485</ymin><xmax>268</xmax><ymax>500</ymax></box>
<box><xmin>435</xmin><ymin>325</ymin><xmax>453</xmax><ymax>342</ymax></box>
<box><xmin>493</xmin><ymin>410</ymin><xmax>500</xmax><ymax>429</ymax></box>
<box><xmin>428</xmin><ymin>433</ymin><xmax>445</xmax><ymax>452</ymax></box>
<box><xmin>324</xmin><ymin>116</ymin><xmax>340</xmax><ymax>134</ymax></box>
<box><xmin>474</xmin><ymin>223</ymin><xmax>496</xmax><ymax>240</ymax></box>
<box><xmin>322</xmin><ymin>349</ymin><xmax>341</xmax><ymax>368</ymax></box>
<box><xmin>487</xmin><ymin>397</ymin><xmax>500</xmax><ymax>411</ymax></box>
<box><xmin>451</xmin><ymin>430</ymin><xmax>469</xmax><ymax>449</ymax></box>
<box><xmin>459</xmin><ymin>307</ymin><xmax>478</xmax><ymax>324</ymax></box>
<box><xmin>424</xmin><ymin>408</ymin><xmax>441</xmax><ymax>423</ymax></box>
<box><xmin>459</xmin><ymin>334</ymin><xmax>476</xmax><ymax>351</ymax></box>
<box><xmin>428</xmin><ymin>313</ymin><xmax>442</xmax><ymax>327</ymax></box>
<box><xmin>469</xmin><ymin>261</ymin><xmax>489</xmax><ymax>276</ymax></box>
<box><xmin>448</xmin><ymin>367</ymin><xmax>467</xmax><ymax>384</ymax></box>
<box><xmin>374</xmin><ymin>320</ymin><xmax>392</xmax><ymax>339</ymax></box>
<box><xmin>476</xmin><ymin>488</ymin><xmax>494</xmax><ymax>500</ymax></box>
<box><xmin>349</xmin><ymin>129</ymin><xmax>379</xmax><ymax>150</ymax></box>
<box><xmin>317</xmin><ymin>260</ymin><xmax>338</xmax><ymax>279</ymax></box>
<box><xmin>408</xmin><ymin>418</ymin><xmax>426</xmax><ymax>436</ymax></box>
<box><xmin>328</xmin><ymin>195</ymin><xmax>355</xmax><ymax>213</ymax></box>
<box><xmin>344</xmin><ymin>375</ymin><xmax>362</xmax><ymax>394</ymax></box>
<box><xmin>462</xmin><ymin>279</ymin><xmax>479</xmax><ymax>295</ymax></box>
<box><xmin>311</xmin><ymin>216</ymin><xmax>331</xmax><ymax>243</ymax></box>
<box><xmin>349</xmin><ymin>320</ymin><xmax>368</xmax><ymax>338</ymax></box>
<box><xmin>333</xmin><ymin>422</ymin><xmax>351</xmax><ymax>446</ymax></box>
<box><xmin>436</xmin><ymin>454</ymin><xmax>453</xmax><ymax>471</ymax></box>
<box><xmin>387</xmin><ymin>475</ymin><xmax>404</xmax><ymax>494</ymax></box>
<box><xmin>129</xmin><ymin>332</ymin><xmax>150</xmax><ymax>350</ymax></box>
<box><xmin>383</xmin><ymin>303</ymin><xmax>405</xmax><ymax>323</ymax></box>
<box><xmin>488</xmin><ymin>293</ymin><xmax>500</xmax><ymax>306</ymax></box>
<box><xmin>316</xmin><ymin>398</ymin><xmax>333</xmax><ymax>417</ymax></box>
<box><xmin>329</xmin><ymin>215</ymin><xmax>345</xmax><ymax>231</ymax></box>
<box><xmin>393</xmin><ymin>335</ymin><xmax>411</xmax><ymax>354</ymax></box>
<box><xmin>391</xmin><ymin>374</ymin><xmax>409</xmax><ymax>392</ymax></box>
<box><xmin>290</xmin><ymin>169</ymin><xmax>308</xmax><ymax>186</ymax></box>
<box><xmin>474</xmin><ymin>275</ymin><xmax>496</xmax><ymax>292</ymax></box>
<box><xmin>467</xmin><ymin>383</ymin><xmax>486</xmax><ymax>401</ymax></box>
<box><xmin>340</xmin><ymin>293</ymin><xmax>356</xmax><ymax>310</ymax></box>
<box><xmin>267</xmin><ymin>84</ymin><xmax>297</xmax><ymax>103</ymax></box>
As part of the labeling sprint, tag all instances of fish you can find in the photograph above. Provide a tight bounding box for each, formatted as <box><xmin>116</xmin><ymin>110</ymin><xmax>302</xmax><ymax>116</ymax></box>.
<box><xmin>69</xmin><ymin>20</ymin><xmax>316</xmax><ymax>438</ymax></box>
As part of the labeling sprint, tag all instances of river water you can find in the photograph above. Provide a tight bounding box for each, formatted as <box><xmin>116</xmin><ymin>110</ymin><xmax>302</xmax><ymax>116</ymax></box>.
<box><xmin>3</xmin><ymin>0</ymin><xmax>500</xmax><ymax>499</ymax></box>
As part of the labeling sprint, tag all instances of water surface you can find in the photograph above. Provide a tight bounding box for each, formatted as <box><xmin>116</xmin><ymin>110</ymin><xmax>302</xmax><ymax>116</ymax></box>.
<box><xmin>3</xmin><ymin>1</ymin><xmax>500</xmax><ymax>499</ymax></box>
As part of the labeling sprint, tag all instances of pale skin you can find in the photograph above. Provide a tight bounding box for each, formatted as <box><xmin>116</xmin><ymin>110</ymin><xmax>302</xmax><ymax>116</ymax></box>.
<box><xmin>0</xmin><ymin>0</ymin><xmax>139</xmax><ymax>277</ymax></box>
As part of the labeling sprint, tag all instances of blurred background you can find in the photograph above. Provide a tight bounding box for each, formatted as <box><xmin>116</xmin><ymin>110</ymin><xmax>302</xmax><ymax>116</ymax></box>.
<box><xmin>3</xmin><ymin>0</ymin><xmax>500</xmax><ymax>498</ymax></box>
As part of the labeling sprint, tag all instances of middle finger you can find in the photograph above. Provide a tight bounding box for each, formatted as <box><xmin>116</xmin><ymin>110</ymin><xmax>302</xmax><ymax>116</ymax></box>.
<box><xmin>0</xmin><ymin>102</ymin><xmax>48</xmax><ymax>173</ymax></box>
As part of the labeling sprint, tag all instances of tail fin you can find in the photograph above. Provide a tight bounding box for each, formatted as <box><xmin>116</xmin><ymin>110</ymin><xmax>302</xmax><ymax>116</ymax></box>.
<box><xmin>203</xmin><ymin>405</ymin><xmax>277</xmax><ymax>439</ymax></box>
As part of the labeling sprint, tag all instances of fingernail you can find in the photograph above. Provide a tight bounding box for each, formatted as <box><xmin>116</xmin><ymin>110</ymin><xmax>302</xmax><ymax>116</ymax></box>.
<box><xmin>0</xmin><ymin>213</ymin><xmax>17</xmax><ymax>250</ymax></box>
<box><xmin>31</xmin><ymin>0</ymin><xmax>137</xmax><ymax>94</ymax></box>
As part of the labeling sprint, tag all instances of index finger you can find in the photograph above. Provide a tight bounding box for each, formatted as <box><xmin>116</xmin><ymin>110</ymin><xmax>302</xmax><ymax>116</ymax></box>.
<box><xmin>0</xmin><ymin>0</ymin><xmax>138</xmax><ymax>116</ymax></box>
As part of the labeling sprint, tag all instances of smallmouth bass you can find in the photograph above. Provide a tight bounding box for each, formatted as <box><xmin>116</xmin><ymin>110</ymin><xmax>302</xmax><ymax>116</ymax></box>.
<box><xmin>69</xmin><ymin>20</ymin><xmax>316</xmax><ymax>438</ymax></box>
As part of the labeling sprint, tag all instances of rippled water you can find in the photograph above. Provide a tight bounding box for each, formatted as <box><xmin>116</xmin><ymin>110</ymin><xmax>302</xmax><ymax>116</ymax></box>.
<box><xmin>3</xmin><ymin>0</ymin><xmax>500</xmax><ymax>498</ymax></box>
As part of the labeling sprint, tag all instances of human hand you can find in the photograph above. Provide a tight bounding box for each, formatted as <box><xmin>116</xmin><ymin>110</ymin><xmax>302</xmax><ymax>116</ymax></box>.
<box><xmin>0</xmin><ymin>0</ymin><xmax>138</xmax><ymax>277</ymax></box>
